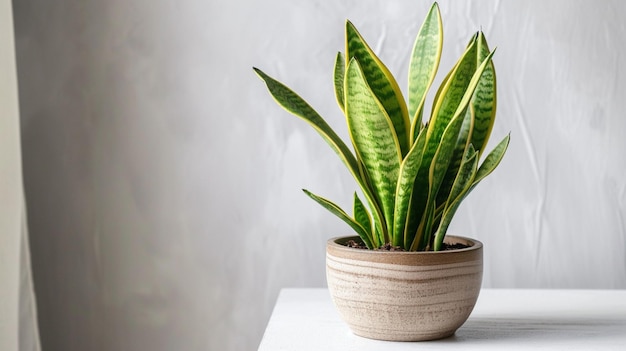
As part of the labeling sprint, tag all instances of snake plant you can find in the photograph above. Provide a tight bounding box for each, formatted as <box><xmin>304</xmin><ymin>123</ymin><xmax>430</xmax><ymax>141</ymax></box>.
<box><xmin>254</xmin><ymin>2</ymin><xmax>509</xmax><ymax>251</ymax></box>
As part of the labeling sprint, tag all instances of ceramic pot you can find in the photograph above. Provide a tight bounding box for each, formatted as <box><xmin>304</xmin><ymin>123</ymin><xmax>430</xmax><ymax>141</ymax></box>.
<box><xmin>326</xmin><ymin>235</ymin><xmax>483</xmax><ymax>341</ymax></box>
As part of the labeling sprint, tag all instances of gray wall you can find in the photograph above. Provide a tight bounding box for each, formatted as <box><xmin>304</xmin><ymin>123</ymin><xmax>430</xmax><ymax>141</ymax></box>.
<box><xmin>13</xmin><ymin>0</ymin><xmax>626</xmax><ymax>350</ymax></box>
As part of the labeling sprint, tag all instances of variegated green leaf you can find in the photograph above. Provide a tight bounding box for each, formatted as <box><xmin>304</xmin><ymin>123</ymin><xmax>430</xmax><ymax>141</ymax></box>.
<box><xmin>334</xmin><ymin>52</ymin><xmax>345</xmax><ymax>112</ymax></box>
<box><xmin>470</xmin><ymin>32</ymin><xmax>497</xmax><ymax>155</ymax></box>
<box><xmin>436</xmin><ymin>106</ymin><xmax>474</xmax><ymax>206</ymax></box>
<box><xmin>346</xmin><ymin>21</ymin><xmax>411</xmax><ymax>156</ymax></box>
<box><xmin>473</xmin><ymin>133</ymin><xmax>510</xmax><ymax>186</ymax></box>
<box><xmin>447</xmin><ymin>144</ymin><xmax>477</xmax><ymax>206</ymax></box>
<box><xmin>392</xmin><ymin>127</ymin><xmax>428</xmax><ymax>246</ymax></box>
<box><xmin>433</xmin><ymin>146</ymin><xmax>479</xmax><ymax>251</ymax></box>
<box><xmin>408</xmin><ymin>39</ymin><xmax>479</xmax><ymax>225</ymax></box>
<box><xmin>427</xmin><ymin>50</ymin><xmax>496</xmax><ymax>207</ymax></box>
<box><xmin>406</xmin><ymin>49</ymin><xmax>495</xmax><ymax>249</ymax></box>
<box><xmin>408</xmin><ymin>2</ymin><xmax>443</xmax><ymax>138</ymax></box>
<box><xmin>353</xmin><ymin>192</ymin><xmax>372</xmax><ymax>241</ymax></box>
<box><xmin>413</xmin><ymin>109</ymin><xmax>465</xmax><ymax>249</ymax></box>
<box><xmin>411</xmin><ymin>198</ymin><xmax>436</xmax><ymax>251</ymax></box>
<box><xmin>433</xmin><ymin>134</ymin><xmax>509</xmax><ymax>251</ymax></box>
<box><xmin>345</xmin><ymin>58</ymin><xmax>401</xmax><ymax>242</ymax></box>
<box><xmin>428</xmin><ymin>113</ymin><xmax>466</xmax><ymax>206</ymax></box>
<box><xmin>434</xmin><ymin>32</ymin><xmax>482</xmax><ymax>206</ymax></box>
<box><xmin>254</xmin><ymin>68</ymin><xmax>359</xmax><ymax>176</ymax></box>
<box><xmin>429</xmin><ymin>64</ymin><xmax>453</xmax><ymax>122</ymax></box>
<box><xmin>303</xmin><ymin>190</ymin><xmax>374</xmax><ymax>249</ymax></box>
<box><xmin>254</xmin><ymin>67</ymin><xmax>386</xmax><ymax>243</ymax></box>
<box><xmin>427</xmin><ymin>35</ymin><xmax>478</xmax><ymax>146</ymax></box>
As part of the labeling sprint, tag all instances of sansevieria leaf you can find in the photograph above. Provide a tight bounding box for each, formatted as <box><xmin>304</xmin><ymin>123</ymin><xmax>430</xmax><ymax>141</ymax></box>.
<box><xmin>427</xmin><ymin>35</ymin><xmax>478</xmax><ymax>146</ymax></box>
<box><xmin>346</xmin><ymin>21</ymin><xmax>411</xmax><ymax>156</ymax></box>
<box><xmin>447</xmin><ymin>144</ymin><xmax>477</xmax><ymax>208</ymax></box>
<box><xmin>392</xmin><ymin>127</ymin><xmax>428</xmax><ymax>246</ymax></box>
<box><xmin>303</xmin><ymin>190</ymin><xmax>374</xmax><ymax>249</ymax></box>
<box><xmin>412</xmin><ymin>108</ymin><xmax>465</xmax><ymax>250</ymax></box>
<box><xmin>353</xmin><ymin>193</ymin><xmax>372</xmax><ymax>240</ymax></box>
<box><xmin>473</xmin><ymin>133</ymin><xmax>510</xmax><ymax>186</ymax></box>
<box><xmin>433</xmin><ymin>145</ymin><xmax>479</xmax><ymax>251</ymax></box>
<box><xmin>253</xmin><ymin>67</ymin><xmax>386</xmax><ymax>244</ymax></box>
<box><xmin>404</xmin><ymin>40</ymin><xmax>479</xmax><ymax>244</ymax></box>
<box><xmin>470</xmin><ymin>32</ymin><xmax>497</xmax><ymax>155</ymax></box>
<box><xmin>436</xmin><ymin>99</ymin><xmax>474</xmax><ymax>207</ymax></box>
<box><xmin>408</xmin><ymin>2</ymin><xmax>443</xmax><ymax>139</ymax></box>
<box><xmin>253</xmin><ymin>68</ymin><xmax>360</xmax><ymax>177</ymax></box>
<box><xmin>345</xmin><ymin>58</ymin><xmax>402</xmax><ymax>242</ymax></box>
<box><xmin>334</xmin><ymin>52</ymin><xmax>346</xmax><ymax>112</ymax></box>
<box><xmin>408</xmin><ymin>49</ymin><xmax>496</xmax><ymax>248</ymax></box>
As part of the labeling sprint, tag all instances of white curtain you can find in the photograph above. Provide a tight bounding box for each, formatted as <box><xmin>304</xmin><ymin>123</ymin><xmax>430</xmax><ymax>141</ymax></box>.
<box><xmin>0</xmin><ymin>0</ymin><xmax>40</xmax><ymax>350</ymax></box>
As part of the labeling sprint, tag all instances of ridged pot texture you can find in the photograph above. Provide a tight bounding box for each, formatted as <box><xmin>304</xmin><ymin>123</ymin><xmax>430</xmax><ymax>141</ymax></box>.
<box><xmin>326</xmin><ymin>235</ymin><xmax>483</xmax><ymax>341</ymax></box>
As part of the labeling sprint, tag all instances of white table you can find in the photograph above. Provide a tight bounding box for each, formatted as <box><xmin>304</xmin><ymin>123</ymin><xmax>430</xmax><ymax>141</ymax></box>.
<box><xmin>258</xmin><ymin>288</ymin><xmax>626</xmax><ymax>350</ymax></box>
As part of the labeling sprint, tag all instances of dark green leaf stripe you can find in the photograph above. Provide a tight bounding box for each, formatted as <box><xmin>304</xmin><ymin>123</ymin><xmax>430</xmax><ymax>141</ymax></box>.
<box><xmin>408</xmin><ymin>2</ymin><xmax>442</xmax><ymax>126</ymax></box>
<box><xmin>392</xmin><ymin>127</ymin><xmax>428</xmax><ymax>246</ymax></box>
<box><xmin>334</xmin><ymin>52</ymin><xmax>345</xmax><ymax>112</ymax></box>
<box><xmin>470</xmin><ymin>32</ymin><xmax>497</xmax><ymax>155</ymax></box>
<box><xmin>346</xmin><ymin>21</ymin><xmax>411</xmax><ymax>156</ymax></box>
<box><xmin>303</xmin><ymin>190</ymin><xmax>373</xmax><ymax>249</ymax></box>
<box><xmin>345</xmin><ymin>58</ymin><xmax>401</xmax><ymax>240</ymax></box>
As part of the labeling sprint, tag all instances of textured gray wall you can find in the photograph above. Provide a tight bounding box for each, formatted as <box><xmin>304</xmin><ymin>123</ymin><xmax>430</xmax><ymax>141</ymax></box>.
<box><xmin>13</xmin><ymin>0</ymin><xmax>626</xmax><ymax>351</ymax></box>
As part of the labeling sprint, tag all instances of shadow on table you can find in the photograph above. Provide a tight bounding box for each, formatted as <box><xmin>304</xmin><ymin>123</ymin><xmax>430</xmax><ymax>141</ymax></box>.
<box><xmin>442</xmin><ymin>316</ymin><xmax>626</xmax><ymax>343</ymax></box>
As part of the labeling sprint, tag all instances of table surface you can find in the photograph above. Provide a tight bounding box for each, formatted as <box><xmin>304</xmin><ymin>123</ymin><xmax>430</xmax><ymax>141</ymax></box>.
<box><xmin>258</xmin><ymin>288</ymin><xmax>626</xmax><ymax>350</ymax></box>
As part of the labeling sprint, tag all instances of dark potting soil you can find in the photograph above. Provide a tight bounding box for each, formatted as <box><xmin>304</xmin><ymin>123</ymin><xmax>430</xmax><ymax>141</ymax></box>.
<box><xmin>344</xmin><ymin>240</ymin><xmax>469</xmax><ymax>251</ymax></box>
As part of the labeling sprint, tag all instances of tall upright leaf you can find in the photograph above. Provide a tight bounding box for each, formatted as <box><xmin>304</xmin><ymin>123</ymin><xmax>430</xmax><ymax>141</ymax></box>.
<box><xmin>346</xmin><ymin>21</ymin><xmax>411</xmax><ymax>156</ymax></box>
<box><xmin>470</xmin><ymin>32</ymin><xmax>497</xmax><ymax>155</ymax></box>
<box><xmin>436</xmin><ymin>97</ymin><xmax>474</xmax><ymax>207</ymax></box>
<box><xmin>408</xmin><ymin>2</ymin><xmax>443</xmax><ymax>138</ymax></box>
<box><xmin>411</xmin><ymin>109</ymin><xmax>465</xmax><ymax>249</ymax></box>
<box><xmin>427</xmin><ymin>36</ymin><xmax>478</xmax><ymax>146</ymax></box>
<box><xmin>403</xmin><ymin>40</ymin><xmax>479</xmax><ymax>244</ymax></box>
<box><xmin>392</xmin><ymin>127</ymin><xmax>428</xmax><ymax>246</ymax></box>
<box><xmin>345</xmin><ymin>58</ymin><xmax>402</xmax><ymax>242</ymax></box>
<box><xmin>432</xmin><ymin>145</ymin><xmax>479</xmax><ymax>251</ymax></box>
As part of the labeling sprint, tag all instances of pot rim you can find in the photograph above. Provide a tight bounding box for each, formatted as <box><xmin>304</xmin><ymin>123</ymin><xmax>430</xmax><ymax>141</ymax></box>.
<box><xmin>328</xmin><ymin>235</ymin><xmax>481</xmax><ymax>253</ymax></box>
<box><xmin>327</xmin><ymin>235</ymin><xmax>483</xmax><ymax>265</ymax></box>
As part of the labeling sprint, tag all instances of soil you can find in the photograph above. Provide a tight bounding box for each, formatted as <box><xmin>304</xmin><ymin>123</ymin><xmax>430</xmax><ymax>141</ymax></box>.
<box><xmin>345</xmin><ymin>240</ymin><xmax>469</xmax><ymax>251</ymax></box>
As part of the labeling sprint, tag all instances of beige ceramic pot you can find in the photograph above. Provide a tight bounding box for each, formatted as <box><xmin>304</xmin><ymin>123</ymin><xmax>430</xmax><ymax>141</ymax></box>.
<box><xmin>326</xmin><ymin>235</ymin><xmax>483</xmax><ymax>341</ymax></box>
